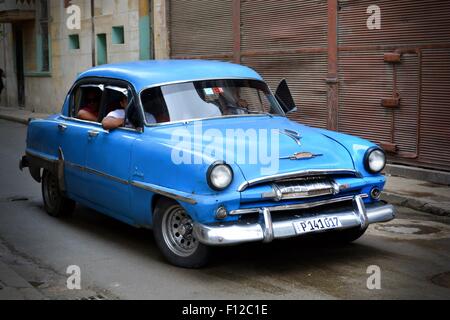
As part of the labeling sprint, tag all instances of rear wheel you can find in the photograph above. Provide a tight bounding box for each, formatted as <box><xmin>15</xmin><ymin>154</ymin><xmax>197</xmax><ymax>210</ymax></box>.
<box><xmin>153</xmin><ymin>198</ymin><xmax>210</xmax><ymax>268</ymax></box>
<box><xmin>41</xmin><ymin>169</ymin><xmax>75</xmax><ymax>217</ymax></box>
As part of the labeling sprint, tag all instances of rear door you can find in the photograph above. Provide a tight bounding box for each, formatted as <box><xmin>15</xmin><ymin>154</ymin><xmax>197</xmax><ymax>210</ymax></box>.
<box><xmin>59</xmin><ymin>83</ymin><xmax>104</xmax><ymax>200</ymax></box>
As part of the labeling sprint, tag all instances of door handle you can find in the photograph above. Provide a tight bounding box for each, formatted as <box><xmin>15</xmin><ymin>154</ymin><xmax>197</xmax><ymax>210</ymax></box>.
<box><xmin>58</xmin><ymin>123</ymin><xmax>67</xmax><ymax>132</ymax></box>
<box><xmin>88</xmin><ymin>130</ymin><xmax>100</xmax><ymax>138</ymax></box>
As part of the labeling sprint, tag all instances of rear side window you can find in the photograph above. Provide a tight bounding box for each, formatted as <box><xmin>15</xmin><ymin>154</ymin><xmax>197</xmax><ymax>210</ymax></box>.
<box><xmin>141</xmin><ymin>87</ymin><xmax>170</xmax><ymax>124</ymax></box>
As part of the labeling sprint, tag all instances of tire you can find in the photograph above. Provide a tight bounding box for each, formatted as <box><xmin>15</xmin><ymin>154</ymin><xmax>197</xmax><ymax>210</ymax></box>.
<box><xmin>153</xmin><ymin>198</ymin><xmax>210</xmax><ymax>268</ymax></box>
<box><xmin>322</xmin><ymin>226</ymin><xmax>368</xmax><ymax>244</ymax></box>
<box><xmin>41</xmin><ymin>169</ymin><xmax>75</xmax><ymax>217</ymax></box>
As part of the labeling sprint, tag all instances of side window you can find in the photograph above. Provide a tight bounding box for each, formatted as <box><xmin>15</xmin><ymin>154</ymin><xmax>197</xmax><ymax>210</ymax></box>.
<box><xmin>72</xmin><ymin>84</ymin><xmax>103</xmax><ymax>122</ymax></box>
<box><xmin>141</xmin><ymin>87</ymin><xmax>170</xmax><ymax>124</ymax></box>
<box><xmin>100</xmin><ymin>85</ymin><xmax>143</xmax><ymax>130</ymax></box>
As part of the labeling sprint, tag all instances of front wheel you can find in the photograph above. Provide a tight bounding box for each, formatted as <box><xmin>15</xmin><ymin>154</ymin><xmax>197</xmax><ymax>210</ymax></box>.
<box><xmin>41</xmin><ymin>169</ymin><xmax>75</xmax><ymax>217</ymax></box>
<box><xmin>153</xmin><ymin>198</ymin><xmax>210</xmax><ymax>268</ymax></box>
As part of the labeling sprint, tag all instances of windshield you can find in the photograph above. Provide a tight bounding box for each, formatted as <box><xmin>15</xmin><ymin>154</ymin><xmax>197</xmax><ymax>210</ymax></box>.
<box><xmin>140</xmin><ymin>79</ymin><xmax>284</xmax><ymax>124</ymax></box>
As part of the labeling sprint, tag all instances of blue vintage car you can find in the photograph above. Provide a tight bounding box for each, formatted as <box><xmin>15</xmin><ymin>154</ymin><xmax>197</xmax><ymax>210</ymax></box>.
<box><xmin>20</xmin><ymin>60</ymin><xmax>395</xmax><ymax>268</ymax></box>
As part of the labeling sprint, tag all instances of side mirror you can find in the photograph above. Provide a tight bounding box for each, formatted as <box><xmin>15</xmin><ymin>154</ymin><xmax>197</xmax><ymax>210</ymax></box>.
<box><xmin>275</xmin><ymin>79</ymin><xmax>297</xmax><ymax>114</ymax></box>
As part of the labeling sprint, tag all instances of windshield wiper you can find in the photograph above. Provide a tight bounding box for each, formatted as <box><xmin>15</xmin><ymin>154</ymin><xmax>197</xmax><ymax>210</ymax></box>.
<box><xmin>246</xmin><ymin>110</ymin><xmax>273</xmax><ymax>117</ymax></box>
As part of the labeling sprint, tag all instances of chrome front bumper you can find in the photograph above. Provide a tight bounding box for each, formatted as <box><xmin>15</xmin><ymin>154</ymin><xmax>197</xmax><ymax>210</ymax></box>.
<box><xmin>193</xmin><ymin>195</ymin><xmax>395</xmax><ymax>246</ymax></box>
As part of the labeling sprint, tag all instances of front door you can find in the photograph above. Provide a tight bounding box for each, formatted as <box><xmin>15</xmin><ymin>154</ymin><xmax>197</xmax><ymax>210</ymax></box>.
<box><xmin>84</xmin><ymin>128</ymin><xmax>137</xmax><ymax>221</ymax></box>
<box><xmin>84</xmin><ymin>84</ymin><xmax>142</xmax><ymax>222</ymax></box>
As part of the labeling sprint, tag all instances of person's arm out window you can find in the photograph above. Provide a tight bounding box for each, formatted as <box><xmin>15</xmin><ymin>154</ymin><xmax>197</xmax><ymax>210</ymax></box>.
<box><xmin>102</xmin><ymin>109</ymin><xmax>125</xmax><ymax>130</ymax></box>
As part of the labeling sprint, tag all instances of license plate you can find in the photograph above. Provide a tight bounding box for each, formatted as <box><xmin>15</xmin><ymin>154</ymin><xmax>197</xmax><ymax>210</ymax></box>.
<box><xmin>293</xmin><ymin>216</ymin><xmax>342</xmax><ymax>235</ymax></box>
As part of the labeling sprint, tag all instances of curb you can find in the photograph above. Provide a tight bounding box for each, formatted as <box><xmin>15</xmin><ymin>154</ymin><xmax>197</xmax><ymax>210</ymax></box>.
<box><xmin>381</xmin><ymin>192</ymin><xmax>450</xmax><ymax>217</ymax></box>
<box><xmin>0</xmin><ymin>261</ymin><xmax>46</xmax><ymax>300</ymax></box>
<box><xmin>0</xmin><ymin>113</ymin><xmax>29</xmax><ymax>125</ymax></box>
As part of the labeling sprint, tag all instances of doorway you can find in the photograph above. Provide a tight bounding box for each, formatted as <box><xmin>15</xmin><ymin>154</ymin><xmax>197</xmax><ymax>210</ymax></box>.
<box><xmin>13</xmin><ymin>25</ymin><xmax>25</xmax><ymax>108</ymax></box>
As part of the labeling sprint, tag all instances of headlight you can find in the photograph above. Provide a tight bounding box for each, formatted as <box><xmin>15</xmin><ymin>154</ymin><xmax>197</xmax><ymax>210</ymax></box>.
<box><xmin>207</xmin><ymin>162</ymin><xmax>233</xmax><ymax>191</ymax></box>
<box><xmin>364</xmin><ymin>147</ymin><xmax>386</xmax><ymax>173</ymax></box>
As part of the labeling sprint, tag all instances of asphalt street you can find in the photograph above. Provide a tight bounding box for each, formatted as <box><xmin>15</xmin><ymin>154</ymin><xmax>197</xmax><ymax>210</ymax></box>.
<box><xmin>0</xmin><ymin>119</ymin><xmax>449</xmax><ymax>299</ymax></box>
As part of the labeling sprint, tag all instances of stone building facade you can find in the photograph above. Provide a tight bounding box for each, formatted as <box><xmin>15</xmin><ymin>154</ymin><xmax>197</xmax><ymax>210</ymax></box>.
<box><xmin>0</xmin><ymin>0</ymin><xmax>169</xmax><ymax>113</ymax></box>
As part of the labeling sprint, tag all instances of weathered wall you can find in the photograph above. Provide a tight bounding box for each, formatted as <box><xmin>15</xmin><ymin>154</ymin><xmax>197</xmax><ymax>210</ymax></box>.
<box><xmin>23</xmin><ymin>0</ymin><xmax>142</xmax><ymax>114</ymax></box>
<box><xmin>153</xmin><ymin>0</ymin><xmax>169</xmax><ymax>59</ymax></box>
<box><xmin>0</xmin><ymin>23</ymin><xmax>18</xmax><ymax>107</ymax></box>
<box><xmin>0</xmin><ymin>0</ymin><xmax>160</xmax><ymax>113</ymax></box>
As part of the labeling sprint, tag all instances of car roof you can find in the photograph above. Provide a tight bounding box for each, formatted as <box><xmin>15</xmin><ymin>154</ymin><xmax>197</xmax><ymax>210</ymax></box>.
<box><xmin>76</xmin><ymin>60</ymin><xmax>263</xmax><ymax>92</ymax></box>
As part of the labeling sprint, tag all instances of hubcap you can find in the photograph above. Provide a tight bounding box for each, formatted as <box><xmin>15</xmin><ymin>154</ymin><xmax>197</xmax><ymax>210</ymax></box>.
<box><xmin>161</xmin><ymin>206</ymin><xmax>199</xmax><ymax>257</ymax></box>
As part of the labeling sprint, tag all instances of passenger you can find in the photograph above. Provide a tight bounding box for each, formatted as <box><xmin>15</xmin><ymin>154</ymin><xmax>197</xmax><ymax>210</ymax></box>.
<box><xmin>77</xmin><ymin>90</ymin><xmax>100</xmax><ymax>121</ymax></box>
<box><xmin>102</xmin><ymin>95</ymin><xmax>127</xmax><ymax>130</ymax></box>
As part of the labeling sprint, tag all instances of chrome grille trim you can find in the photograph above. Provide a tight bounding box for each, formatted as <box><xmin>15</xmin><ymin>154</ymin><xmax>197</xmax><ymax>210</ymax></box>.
<box><xmin>237</xmin><ymin>169</ymin><xmax>361</xmax><ymax>192</ymax></box>
<box><xmin>262</xmin><ymin>177</ymin><xmax>339</xmax><ymax>201</ymax></box>
<box><xmin>229</xmin><ymin>193</ymin><xmax>369</xmax><ymax>215</ymax></box>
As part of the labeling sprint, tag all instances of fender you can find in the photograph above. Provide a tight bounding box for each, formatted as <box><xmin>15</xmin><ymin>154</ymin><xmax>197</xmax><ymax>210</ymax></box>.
<box><xmin>20</xmin><ymin>147</ymin><xmax>66</xmax><ymax>192</ymax></box>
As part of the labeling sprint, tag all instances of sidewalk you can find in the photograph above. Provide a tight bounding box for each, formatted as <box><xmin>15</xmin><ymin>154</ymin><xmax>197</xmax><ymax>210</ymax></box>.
<box><xmin>1</xmin><ymin>106</ymin><xmax>449</xmax><ymax>216</ymax></box>
<box><xmin>0</xmin><ymin>261</ymin><xmax>46</xmax><ymax>300</ymax></box>
<box><xmin>0</xmin><ymin>106</ymin><xmax>49</xmax><ymax>124</ymax></box>
<box><xmin>382</xmin><ymin>175</ymin><xmax>450</xmax><ymax>216</ymax></box>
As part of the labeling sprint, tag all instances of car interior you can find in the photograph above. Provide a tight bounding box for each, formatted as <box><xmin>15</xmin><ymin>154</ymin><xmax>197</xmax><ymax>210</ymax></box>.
<box><xmin>73</xmin><ymin>82</ymin><xmax>148</xmax><ymax>130</ymax></box>
<box><xmin>73</xmin><ymin>81</ymin><xmax>172</xmax><ymax>128</ymax></box>
<box><xmin>140</xmin><ymin>86</ymin><xmax>171</xmax><ymax>124</ymax></box>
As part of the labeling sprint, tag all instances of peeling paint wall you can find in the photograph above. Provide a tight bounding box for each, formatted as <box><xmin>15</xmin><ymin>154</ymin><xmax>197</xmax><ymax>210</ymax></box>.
<box><xmin>0</xmin><ymin>0</ymin><xmax>167</xmax><ymax>113</ymax></box>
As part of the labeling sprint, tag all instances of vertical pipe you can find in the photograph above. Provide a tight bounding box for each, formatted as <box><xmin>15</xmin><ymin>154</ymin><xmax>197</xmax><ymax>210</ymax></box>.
<box><xmin>326</xmin><ymin>0</ymin><xmax>338</xmax><ymax>131</ymax></box>
<box><xmin>91</xmin><ymin>0</ymin><xmax>95</xmax><ymax>66</ymax></box>
<box><xmin>416</xmin><ymin>50</ymin><xmax>422</xmax><ymax>159</ymax></box>
<box><xmin>139</xmin><ymin>0</ymin><xmax>153</xmax><ymax>60</ymax></box>
<box><xmin>232</xmin><ymin>0</ymin><xmax>241</xmax><ymax>64</ymax></box>
<box><xmin>391</xmin><ymin>64</ymin><xmax>397</xmax><ymax>144</ymax></box>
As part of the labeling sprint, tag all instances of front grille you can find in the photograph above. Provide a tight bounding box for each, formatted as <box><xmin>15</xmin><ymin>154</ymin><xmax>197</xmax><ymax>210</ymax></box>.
<box><xmin>262</xmin><ymin>177</ymin><xmax>338</xmax><ymax>201</ymax></box>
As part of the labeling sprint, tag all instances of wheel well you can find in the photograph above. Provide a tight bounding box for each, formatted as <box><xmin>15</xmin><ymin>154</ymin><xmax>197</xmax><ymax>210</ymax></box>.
<box><xmin>151</xmin><ymin>195</ymin><xmax>180</xmax><ymax>216</ymax></box>
<box><xmin>151</xmin><ymin>194</ymin><xmax>165</xmax><ymax>215</ymax></box>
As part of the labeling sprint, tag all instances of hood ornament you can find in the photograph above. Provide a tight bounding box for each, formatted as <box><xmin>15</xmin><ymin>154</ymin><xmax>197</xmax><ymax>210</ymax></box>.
<box><xmin>281</xmin><ymin>129</ymin><xmax>302</xmax><ymax>145</ymax></box>
<box><xmin>280</xmin><ymin>152</ymin><xmax>323</xmax><ymax>160</ymax></box>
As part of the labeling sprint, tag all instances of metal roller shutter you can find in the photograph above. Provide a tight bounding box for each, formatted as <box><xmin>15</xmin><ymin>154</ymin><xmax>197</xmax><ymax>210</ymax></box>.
<box><xmin>338</xmin><ymin>0</ymin><xmax>450</xmax><ymax>47</ymax></box>
<box><xmin>240</xmin><ymin>0</ymin><xmax>328</xmax><ymax>51</ymax></box>
<box><xmin>419</xmin><ymin>49</ymin><xmax>450</xmax><ymax>170</ymax></box>
<box><xmin>242</xmin><ymin>53</ymin><xmax>328</xmax><ymax>128</ymax></box>
<box><xmin>169</xmin><ymin>0</ymin><xmax>233</xmax><ymax>58</ymax></box>
<box><xmin>240</xmin><ymin>0</ymin><xmax>328</xmax><ymax>127</ymax></box>
<box><xmin>338</xmin><ymin>51</ymin><xmax>393</xmax><ymax>142</ymax></box>
<box><xmin>338</xmin><ymin>0</ymin><xmax>450</xmax><ymax>170</ymax></box>
<box><xmin>168</xmin><ymin>0</ymin><xmax>450</xmax><ymax>171</ymax></box>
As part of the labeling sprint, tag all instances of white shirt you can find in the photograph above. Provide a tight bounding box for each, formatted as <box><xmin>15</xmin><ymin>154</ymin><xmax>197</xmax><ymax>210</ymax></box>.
<box><xmin>106</xmin><ymin>109</ymin><xmax>125</xmax><ymax>119</ymax></box>
<box><xmin>145</xmin><ymin>112</ymin><xmax>156</xmax><ymax>124</ymax></box>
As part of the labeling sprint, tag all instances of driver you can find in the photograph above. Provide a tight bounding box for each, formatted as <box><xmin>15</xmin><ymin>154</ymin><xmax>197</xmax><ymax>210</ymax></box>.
<box><xmin>102</xmin><ymin>94</ymin><xmax>127</xmax><ymax>130</ymax></box>
<box><xmin>221</xmin><ymin>87</ymin><xmax>249</xmax><ymax>115</ymax></box>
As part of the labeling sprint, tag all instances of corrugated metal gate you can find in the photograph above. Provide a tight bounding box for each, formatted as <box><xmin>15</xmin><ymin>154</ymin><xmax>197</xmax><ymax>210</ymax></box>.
<box><xmin>338</xmin><ymin>0</ymin><xmax>450</xmax><ymax>170</ymax></box>
<box><xmin>169</xmin><ymin>0</ymin><xmax>329</xmax><ymax>128</ymax></box>
<box><xmin>169</xmin><ymin>0</ymin><xmax>450</xmax><ymax>171</ymax></box>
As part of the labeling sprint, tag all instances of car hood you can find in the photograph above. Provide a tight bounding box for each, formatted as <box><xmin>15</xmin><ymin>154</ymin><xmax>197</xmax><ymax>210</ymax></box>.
<box><xmin>151</xmin><ymin>115</ymin><xmax>355</xmax><ymax>183</ymax></box>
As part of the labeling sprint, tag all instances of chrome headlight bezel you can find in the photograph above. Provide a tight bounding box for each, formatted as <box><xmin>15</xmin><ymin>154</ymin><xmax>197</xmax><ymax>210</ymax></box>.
<box><xmin>364</xmin><ymin>147</ymin><xmax>386</xmax><ymax>173</ymax></box>
<box><xmin>207</xmin><ymin>161</ymin><xmax>234</xmax><ymax>191</ymax></box>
